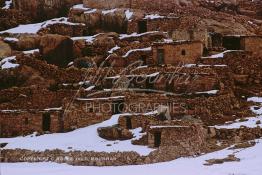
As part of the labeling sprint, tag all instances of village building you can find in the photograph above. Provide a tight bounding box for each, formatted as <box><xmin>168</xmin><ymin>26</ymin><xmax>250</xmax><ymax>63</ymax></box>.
<box><xmin>152</xmin><ymin>40</ymin><xmax>203</xmax><ymax>66</ymax></box>
<box><xmin>172</xmin><ymin>28</ymin><xmax>209</xmax><ymax>48</ymax></box>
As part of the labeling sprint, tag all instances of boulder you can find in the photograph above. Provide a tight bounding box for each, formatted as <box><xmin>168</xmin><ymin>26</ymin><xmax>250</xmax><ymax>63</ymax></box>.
<box><xmin>0</xmin><ymin>40</ymin><xmax>12</xmax><ymax>58</ymax></box>
<box><xmin>16</xmin><ymin>35</ymin><xmax>41</xmax><ymax>51</ymax></box>
<box><xmin>39</xmin><ymin>34</ymin><xmax>74</xmax><ymax>67</ymax></box>
<box><xmin>97</xmin><ymin>126</ymin><xmax>133</xmax><ymax>140</ymax></box>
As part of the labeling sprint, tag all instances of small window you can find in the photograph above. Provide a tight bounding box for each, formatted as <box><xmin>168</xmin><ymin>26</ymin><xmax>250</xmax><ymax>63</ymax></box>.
<box><xmin>181</xmin><ymin>49</ymin><xmax>186</xmax><ymax>56</ymax></box>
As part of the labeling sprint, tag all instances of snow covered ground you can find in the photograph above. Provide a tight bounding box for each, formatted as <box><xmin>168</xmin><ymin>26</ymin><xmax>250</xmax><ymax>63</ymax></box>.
<box><xmin>1</xmin><ymin>139</ymin><xmax>262</xmax><ymax>175</ymax></box>
<box><xmin>0</xmin><ymin>112</ymin><xmax>156</xmax><ymax>156</ymax></box>
<box><xmin>215</xmin><ymin>97</ymin><xmax>262</xmax><ymax>129</ymax></box>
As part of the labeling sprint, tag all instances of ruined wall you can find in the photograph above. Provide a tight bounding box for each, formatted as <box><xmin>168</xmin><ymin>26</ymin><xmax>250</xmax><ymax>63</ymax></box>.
<box><xmin>128</xmin><ymin>17</ymin><xmax>180</xmax><ymax>34</ymax></box>
<box><xmin>152</xmin><ymin>41</ymin><xmax>203</xmax><ymax>65</ymax></box>
<box><xmin>0</xmin><ymin>110</ymin><xmax>61</xmax><ymax>137</ymax></box>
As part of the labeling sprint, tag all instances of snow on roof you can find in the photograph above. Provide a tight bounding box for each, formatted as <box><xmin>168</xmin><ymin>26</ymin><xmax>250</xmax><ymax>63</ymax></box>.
<box><xmin>122</xmin><ymin>47</ymin><xmax>151</xmax><ymax>58</ymax></box>
<box><xmin>183</xmin><ymin>64</ymin><xmax>227</xmax><ymax>68</ymax></box>
<box><xmin>195</xmin><ymin>90</ymin><xmax>219</xmax><ymax>95</ymax></box>
<box><xmin>44</xmin><ymin>107</ymin><xmax>63</xmax><ymax>111</ymax></box>
<box><xmin>144</xmin><ymin>14</ymin><xmax>165</xmax><ymax>20</ymax></box>
<box><xmin>84</xmin><ymin>9</ymin><xmax>97</xmax><ymax>14</ymax></box>
<box><xmin>202</xmin><ymin>50</ymin><xmax>243</xmax><ymax>59</ymax></box>
<box><xmin>0</xmin><ymin>56</ymin><xmax>19</xmax><ymax>69</ymax></box>
<box><xmin>76</xmin><ymin>96</ymin><xmax>125</xmax><ymax>101</ymax></box>
<box><xmin>71</xmin><ymin>33</ymin><xmax>101</xmax><ymax>43</ymax></box>
<box><xmin>0</xmin><ymin>17</ymin><xmax>85</xmax><ymax>34</ymax></box>
<box><xmin>22</xmin><ymin>49</ymin><xmax>39</xmax><ymax>54</ymax></box>
<box><xmin>150</xmin><ymin>125</ymin><xmax>190</xmax><ymax>129</ymax></box>
<box><xmin>71</xmin><ymin>4</ymin><xmax>90</xmax><ymax>11</ymax></box>
<box><xmin>119</xmin><ymin>31</ymin><xmax>159</xmax><ymax>40</ymax></box>
<box><xmin>2</xmin><ymin>0</ymin><xmax>12</xmax><ymax>9</ymax></box>
<box><xmin>125</xmin><ymin>9</ymin><xmax>133</xmax><ymax>20</ymax></box>
<box><xmin>102</xmin><ymin>9</ymin><xmax>117</xmax><ymax>15</ymax></box>
<box><xmin>4</xmin><ymin>37</ymin><xmax>19</xmax><ymax>42</ymax></box>
<box><xmin>108</xmin><ymin>45</ymin><xmax>120</xmax><ymax>54</ymax></box>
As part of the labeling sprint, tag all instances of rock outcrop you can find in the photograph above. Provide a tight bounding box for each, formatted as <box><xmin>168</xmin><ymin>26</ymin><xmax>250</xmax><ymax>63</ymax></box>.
<box><xmin>39</xmin><ymin>34</ymin><xmax>74</xmax><ymax>67</ymax></box>
<box><xmin>13</xmin><ymin>0</ymin><xmax>82</xmax><ymax>21</ymax></box>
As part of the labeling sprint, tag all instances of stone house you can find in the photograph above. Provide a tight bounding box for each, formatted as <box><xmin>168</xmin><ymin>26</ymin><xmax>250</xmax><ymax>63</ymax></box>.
<box><xmin>152</xmin><ymin>40</ymin><xmax>203</xmax><ymax>66</ymax></box>
<box><xmin>147</xmin><ymin>124</ymin><xmax>206</xmax><ymax>148</ymax></box>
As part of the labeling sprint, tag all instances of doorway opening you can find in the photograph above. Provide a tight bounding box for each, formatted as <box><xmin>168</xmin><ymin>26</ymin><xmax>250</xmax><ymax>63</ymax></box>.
<box><xmin>112</xmin><ymin>100</ymin><xmax>124</xmax><ymax>114</ymax></box>
<box><xmin>154</xmin><ymin>131</ymin><xmax>162</xmax><ymax>147</ymax></box>
<box><xmin>126</xmin><ymin>117</ymin><xmax>132</xmax><ymax>129</ymax></box>
<box><xmin>42</xmin><ymin>113</ymin><xmax>51</xmax><ymax>132</ymax></box>
<box><xmin>138</xmin><ymin>20</ymin><xmax>147</xmax><ymax>33</ymax></box>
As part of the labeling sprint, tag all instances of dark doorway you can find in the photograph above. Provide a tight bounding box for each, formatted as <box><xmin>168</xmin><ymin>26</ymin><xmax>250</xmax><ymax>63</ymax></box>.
<box><xmin>140</xmin><ymin>55</ymin><xmax>147</xmax><ymax>65</ymax></box>
<box><xmin>126</xmin><ymin>117</ymin><xmax>132</xmax><ymax>129</ymax></box>
<box><xmin>223</xmin><ymin>36</ymin><xmax>241</xmax><ymax>50</ymax></box>
<box><xmin>138</xmin><ymin>20</ymin><xmax>147</xmax><ymax>33</ymax></box>
<box><xmin>112</xmin><ymin>100</ymin><xmax>124</xmax><ymax>114</ymax></box>
<box><xmin>42</xmin><ymin>113</ymin><xmax>51</xmax><ymax>132</ymax></box>
<box><xmin>157</xmin><ymin>49</ymin><xmax>165</xmax><ymax>65</ymax></box>
<box><xmin>154</xmin><ymin>132</ymin><xmax>162</xmax><ymax>147</ymax></box>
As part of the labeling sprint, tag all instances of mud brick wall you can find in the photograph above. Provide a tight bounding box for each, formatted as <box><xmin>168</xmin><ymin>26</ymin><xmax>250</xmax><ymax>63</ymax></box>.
<box><xmin>152</xmin><ymin>41</ymin><xmax>203</xmax><ymax>66</ymax></box>
<box><xmin>241</xmin><ymin>36</ymin><xmax>262</xmax><ymax>56</ymax></box>
<box><xmin>62</xmin><ymin>99</ymin><xmax>113</xmax><ymax>131</ymax></box>
<box><xmin>0</xmin><ymin>111</ymin><xmax>61</xmax><ymax>137</ymax></box>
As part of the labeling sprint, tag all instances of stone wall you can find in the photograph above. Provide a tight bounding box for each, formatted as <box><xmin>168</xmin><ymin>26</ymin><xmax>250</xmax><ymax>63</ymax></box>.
<box><xmin>0</xmin><ymin>87</ymin><xmax>75</xmax><ymax>110</ymax></box>
<box><xmin>0</xmin><ymin>110</ymin><xmax>62</xmax><ymax>137</ymax></box>
<box><xmin>152</xmin><ymin>41</ymin><xmax>203</xmax><ymax>66</ymax></box>
<box><xmin>172</xmin><ymin>29</ymin><xmax>209</xmax><ymax>48</ymax></box>
<box><xmin>62</xmin><ymin>97</ymin><xmax>118</xmax><ymax>131</ymax></box>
